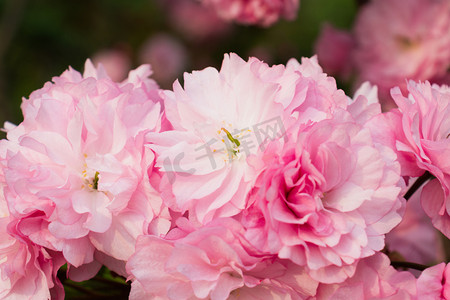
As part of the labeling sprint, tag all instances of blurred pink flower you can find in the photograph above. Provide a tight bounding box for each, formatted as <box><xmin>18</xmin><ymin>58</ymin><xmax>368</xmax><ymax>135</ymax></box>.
<box><xmin>386</xmin><ymin>184</ymin><xmax>445</xmax><ymax>266</ymax></box>
<box><xmin>148</xmin><ymin>53</ymin><xmax>347</xmax><ymax>225</ymax></box>
<box><xmin>314</xmin><ymin>23</ymin><xmax>354</xmax><ymax>79</ymax></box>
<box><xmin>0</xmin><ymin>60</ymin><xmax>168</xmax><ymax>268</ymax></box>
<box><xmin>385</xmin><ymin>81</ymin><xmax>450</xmax><ymax>237</ymax></box>
<box><xmin>417</xmin><ymin>262</ymin><xmax>450</xmax><ymax>299</ymax></box>
<box><xmin>92</xmin><ymin>48</ymin><xmax>131</xmax><ymax>82</ymax></box>
<box><xmin>316</xmin><ymin>253</ymin><xmax>417</xmax><ymax>299</ymax></box>
<box><xmin>353</xmin><ymin>0</ymin><xmax>450</xmax><ymax>102</ymax></box>
<box><xmin>243</xmin><ymin>108</ymin><xmax>405</xmax><ymax>283</ymax></box>
<box><xmin>421</xmin><ymin>178</ymin><xmax>450</xmax><ymax>242</ymax></box>
<box><xmin>201</xmin><ymin>0</ymin><xmax>300</xmax><ymax>27</ymax></box>
<box><xmin>139</xmin><ymin>33</ymin><xmax>188</xmax><ymax>87</ymax></box>
<box><xmin>165</xmin><ymin>0</ymin><xmax>230</xmax><ymax>40</ymax></box>
<box><xmin>126</xmin><ymin>218</ymin><xmax>318</xmax><ymax>299</ymax></box>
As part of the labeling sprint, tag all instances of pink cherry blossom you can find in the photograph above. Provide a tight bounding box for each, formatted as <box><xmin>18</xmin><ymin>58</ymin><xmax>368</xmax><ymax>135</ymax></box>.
<box><xmin>164</xmin><ymin>0</ymin><xmax>230</xmax><ymax>40</ymax></box>
<box><xmin>201</xmin><ymin>0</ymin><xmax>300</xmax><ymax>27</ymax></box>
<box><xmin>348</xmin><ymin>82</ymin><xmax>382</xmax><ymax>125</ymax></box>
<box><xmin>138</xmin><ymin>33</ymin><xmax>188</xmax><ymax>87</ymax></box>
<box><xmin>417</xmin><ymin>262</ymin><xmax>450</xmax><ymax>299</ymax></box>
<box><xmin>388</xmin><ymin>81</ymin><xmax>450</xmax><ymax>183</ymax></box>
<box><xmin>386</xmin><ymin>184</ymin><xmax>445</xmax><ymax>266</ymax></box>
<box><xmin>421</xmin><ymin>179</ymin><xmax>450</xmax><ymax>242</ymax></box>
<box><xmin>0</xmin><ymin>60</ymin><xmax>168</xmax><ymax>268</ymax></box>
<box><xmin>126</xmin><ymin>218</ymin><xmax>318</xmax><ymax>300</ymax></box>
<box><xmin>384</xmin><ymin>81</ymin><xmax>450</xmax><ymax>237</ymax></box>
<box><xmin>149</xmin><ymin>53</ymin><xmax>347</xmax><ymax>225</ymax></box>
<box><xmin>0</xmin><ymin>221</ymin><xmax>65</xmax><ymax>300</ymax></box>
<box><xmin>242</xmin><ymin>103</ymin><xmax>405</xmax><ymax>283</ymax></box>
<box><xmin>314</xmin><ymin>23</ymin><xmax>354</xmax><ymax>79</ymax></box>
<box><xmin>0</xmin><ymin>196</ymin><xmax>65</xmax><ymax>300</ymax></box>
<box><xmin>353</xmin><ymin>0</ymin><xmax>450</xmax><ymax>103</ymax></box>
<box><xmin>316</xmin><ymin>253</ymin><xmax>417</xmax><ymax>299</ymax></box>
<box><xmin>92</xmin><ymin>48</ymin><xmax>131</xmax><ymax>82</ymax></box>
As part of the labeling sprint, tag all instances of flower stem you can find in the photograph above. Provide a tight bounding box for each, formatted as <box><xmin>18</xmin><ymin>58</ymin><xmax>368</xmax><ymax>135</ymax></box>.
<box><xmin>404</xmin><ymin>171</ymin><xmax>434</xmax><ymax>201</ymax></box>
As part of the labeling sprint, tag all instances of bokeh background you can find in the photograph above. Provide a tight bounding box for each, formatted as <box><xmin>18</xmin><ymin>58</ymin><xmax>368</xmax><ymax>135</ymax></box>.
<box><xmin>0</xmin><ymin>0</ymin><xmax>356</xmax><ymax>132</ymax></box>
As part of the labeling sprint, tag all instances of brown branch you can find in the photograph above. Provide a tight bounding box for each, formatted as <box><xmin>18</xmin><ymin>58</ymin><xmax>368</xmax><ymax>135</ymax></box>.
<box><xmin>404</xmin><ymin>171</ymin><xmax>434</xmax><ymax>201</ymax></box>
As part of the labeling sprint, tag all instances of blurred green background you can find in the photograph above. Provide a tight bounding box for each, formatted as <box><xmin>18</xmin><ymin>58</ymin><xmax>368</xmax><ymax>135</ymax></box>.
<box><xmin>0</xmin><ymin>0</ymin><xmax>356</xmax><ymax>130</ymax></box>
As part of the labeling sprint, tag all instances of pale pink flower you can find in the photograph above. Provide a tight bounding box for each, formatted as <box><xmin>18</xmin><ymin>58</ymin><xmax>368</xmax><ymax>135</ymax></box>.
<box><xmin>139</xmin><ymin>33</ymin><xmax>188</xmax><ymax>87</ymax></box>
<box><xmin>316</xmin><ymin>253</ymin><xmax>417</xmax><ymax>299</ymax></box>
<box><xmin>348</xmin><ymin>82</ymin><xmax>382</xmax><ymax>125</ymax></box>
<box><xmin>386</xmin><ymin>81</ymin><xmax>450</xmax><ymax>237</ymax></box>
<box><xmin>149</xmin><ymin>53</ymin><xmax>347</xmax><ymax>225</ymax></box>
<box><xmin>421</xmin><ymin>179</ymin><xmax>450</xmax><ymax>241</ymax></box>
<box><xmin>315</xmin><ymin>23</ymin><xmax>354</xmax><ymax>79</ymax></box>
<box><xmin>201</xmin><ymin>0</ymin><xmax>300</xmax><ymax>27</ymax></box>
<box><xmin>165</xmin><ymin>0</ymin><xmax>230</xmax><ymax>40</ymax></box>
<box><xmin>0</xmin><ymin>208</ymin><xmax>65</xmax><ymax>300</ymax></box>
<box><xmin>242</xmin><ymin>106</ymin><xmax>405</xmax><ymax>283</ymax></box>
<box><xmin>353</xmin><ymin>0</ymin><xmax>450</xmax><ymax>102</ymax></box>
<box><xmin>284</xmin><ymin>56</ymin><xmax>348</xmax><ymax>118</ymax></box>
<box><xmin>386</xmin><ymin>185</ymin><xmax>445</xmax><ymax>266</ymax></box>
<box><xmin>417</xmin><ymin>262</ymin><xmax>450</xmax><ymax>299</ymax></box>
<box><xmin>0</xmin><ymin>60</ymin><xmax>167</xmax><ymax>268</ymax></box>
<box><xmin>92</xmin><ymin>48</ymin><xmax>131</xmax><ymax>82</ymax></box>
<box><xmin>388</xmin><ymin>81</ymin><xmax>450</xmax><ymax>181</ymax></box>
<box><xmin>126</xmin><ymin>218</ymin><xmax>318</xmax><ymax>300</ymax></box>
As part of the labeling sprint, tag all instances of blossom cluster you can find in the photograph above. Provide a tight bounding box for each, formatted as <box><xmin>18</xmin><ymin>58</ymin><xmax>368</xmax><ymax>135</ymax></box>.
<box><xmin>0</xmin><ymin>53</ymin><xmax>450</xmax><ymax>299</ymax></box>
<box><xmin>199</xmin><ymin>0</ymin><xmax>300</xmax><ymax>26</ymax></box>
<box><xmin>315</xmin><ymin>0</ymin><xmax>450</xmax><ymax>109</ymax></box>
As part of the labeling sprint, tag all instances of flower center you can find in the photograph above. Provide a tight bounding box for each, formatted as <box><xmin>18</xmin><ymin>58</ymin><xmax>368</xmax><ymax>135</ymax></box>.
<box><xmin>198</xmin><ymin>121</ymin><xmax>254</xmax><ymax>167</ymax></box>
<box><xmin>82</xmin><ymin>169</ymin><xmax>100</xmax><ymax>191</ymax></box>
<box><xmin>395</xmin><ymin>35</ymin><xmax>420</xmax><ymax>51</ymax></box>
<box><xmin>221</xmin><ymin>127</ymin><xmax>241</xmax><ymax>159</ymax></box>
<box><xmin>91</xmin><ymin>171</ymin><xmax>100</xmax><ymax>190</ymax></box>
<box><xmin>81</xmin><ymin>155</ymin><xmax>100</xmax><ymax>191</ymax></box>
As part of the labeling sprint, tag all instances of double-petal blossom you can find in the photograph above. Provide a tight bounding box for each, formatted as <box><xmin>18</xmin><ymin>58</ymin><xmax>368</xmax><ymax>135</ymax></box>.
<box><xmin>127</xmin><ymin>218</ymin><xmax>318</xmax><ymax>300</ymax></box>
<box><xmin>0</xmin><ymin>61</ymin><xmax>167</xmax><ymax>269</ymax></box>
<box><xmin>385</xmin><ymin>81</ymin><xmax>450</xmax><ymax>237</ymax></box>
<box><xmin>353</xmin><ymin>0</ymin><xmax>450</xmax><ymax>100</ymax></box>
<box><xmin>201</xmin><ymin>0</ymin><xmax>299</xmax><ymax>27</ymax></box>
<box><xmin>242</xmin><ymin>98</ymin><xmax>405</xmax><ymax>283</ymax></box>
<box><xmin>149</xmin><ymin>53</ymin><xmax>347</xmax><ymax>225</ymax></box>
